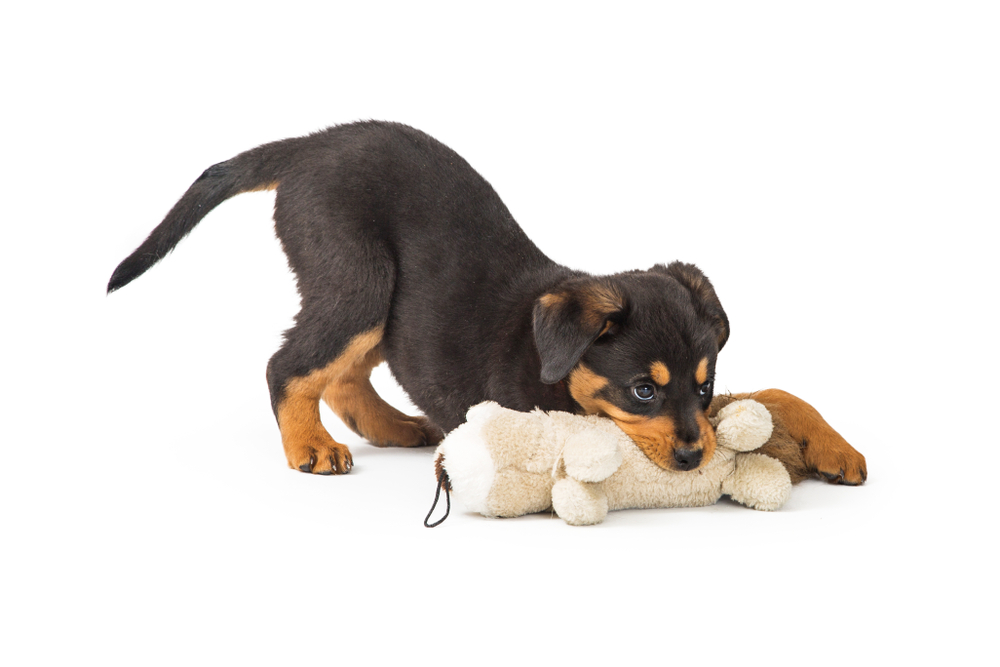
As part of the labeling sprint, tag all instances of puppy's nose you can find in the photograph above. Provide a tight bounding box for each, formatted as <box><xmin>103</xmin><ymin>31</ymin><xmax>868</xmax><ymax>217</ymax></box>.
<box><xmin>673</xmin><ymin>447</ymin><xmax>702</xmax><ymax>471</ymax></box>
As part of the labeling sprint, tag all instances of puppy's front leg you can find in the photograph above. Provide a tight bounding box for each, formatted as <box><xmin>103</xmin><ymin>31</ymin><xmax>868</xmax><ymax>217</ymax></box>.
<box><xmin>748</xmin><ymin>389</ymin><xmax>867</xmax><ymax>485</ymax></box>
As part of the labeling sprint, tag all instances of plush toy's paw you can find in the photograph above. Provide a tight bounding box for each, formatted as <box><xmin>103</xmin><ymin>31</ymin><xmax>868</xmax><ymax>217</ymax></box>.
<box><xmin>723</xmin><ymin>453</ymin><xmax>792</xmax><ymax>511</ymax></box>
<box><xmin>714</xmin><ymin>399</ymin><xmax>773</xmax><ymax>452</ymax></box>
<box><xmin>464</xmin><ymin>401</ymin><xmax>506</xmax><ymax>423</ymax></box>
<box><xmin>551</xmin><ymin>478</ymin><xmax>609</xmax><ymax>526</ymax></box>
<box><xmin>562</xmin><ymin>429</ymin><xmax>623</xmax><ymax>483</ymax></box>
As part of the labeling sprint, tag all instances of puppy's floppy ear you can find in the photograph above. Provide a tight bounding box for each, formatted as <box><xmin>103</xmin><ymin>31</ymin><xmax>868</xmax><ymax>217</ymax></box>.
<box><xmin>656</xmin><ymin>262</ymin><xmax>730</xmax><ymax>350</ymax></box>
<box><xmin>533</xmin><ymin>279</ymin><xmax>626</xmax><ymax>384</ymax></box>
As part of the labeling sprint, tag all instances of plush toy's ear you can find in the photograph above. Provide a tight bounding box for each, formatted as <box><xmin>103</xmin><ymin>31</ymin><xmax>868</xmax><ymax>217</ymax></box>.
<box><xmin>533</xmin><ymin>278</ymin><xmax>627</xmax><ymax>384</ymax></box>
<box><xmin>654</xmin><ymin>262</ymin><xmax>730</xmax><ymax>351</ymax></box>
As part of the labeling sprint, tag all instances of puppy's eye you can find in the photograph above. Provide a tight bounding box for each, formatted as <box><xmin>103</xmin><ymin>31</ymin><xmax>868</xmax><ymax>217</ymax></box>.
<box><xmin>699</xmin><ymin>381</ymin><xmax>713</xmax><ymax>396</ymax></box>
<box><xmin>632</xmin><ymin>384</ymin><xmax>656</xmax><ymax>401</ymax></box>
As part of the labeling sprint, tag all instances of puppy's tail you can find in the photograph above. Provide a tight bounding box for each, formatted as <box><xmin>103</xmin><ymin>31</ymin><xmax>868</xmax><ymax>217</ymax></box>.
<box><xmin>107</xmin><ymin>137</ymin><xmax>304</xmax><ymax>294</ymax></box>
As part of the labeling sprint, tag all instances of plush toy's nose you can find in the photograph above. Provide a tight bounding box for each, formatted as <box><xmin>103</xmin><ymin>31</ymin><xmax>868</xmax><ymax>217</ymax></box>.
<box><xmin>673</xmin><ymin>447</ymin><xmax>703</xmax><ymax>471</ymax></box>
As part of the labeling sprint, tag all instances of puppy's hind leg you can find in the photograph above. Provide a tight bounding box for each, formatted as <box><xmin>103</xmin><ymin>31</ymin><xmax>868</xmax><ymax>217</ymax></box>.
<box><xmin>266</xmin><ymin>285</ymin><xmax>443</xmax><ymax>473</ymax></box>
<box><xmin>268</xmin><ymin>321</ymin><xmax>442</xmax><ymax>474</ymax></box>
<box><xmin>321</xmin><ymin>348</ymin><xmax>444</xmax><ymax>449</ymax></box>
<box><xmin>267</xmin><ymin>324</ymin><xmax>387</xmax><ymax>474</ymax></box>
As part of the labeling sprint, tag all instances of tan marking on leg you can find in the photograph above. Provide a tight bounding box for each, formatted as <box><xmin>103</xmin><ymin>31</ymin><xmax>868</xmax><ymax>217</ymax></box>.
<box><xmin>695</xmin><ymin>357</ymin><xmax>709</xmax><ymax>385</ymax></box>
<box><xmin>650</xmin><ymin>361</ymin><xmax>671</xmax><ymax>386</ymax></box>
<box><xmin>277</xmin><ymin>392</ymin><xmax>353</xmax><ymax>474</ymax></box>
<box><xmin>750</xmin><ymin>389</ymin><xmax>866</xmax><ymax>485</ymax></box>
<box><xmin>277</xmin><ymin>328</ymin><xmax>385</xmax><ymax>474</ymax></box>
<box><xmin>321</xmin><ymin>345</ymin><xmax>442</xmax><ymax>448</ymax></box>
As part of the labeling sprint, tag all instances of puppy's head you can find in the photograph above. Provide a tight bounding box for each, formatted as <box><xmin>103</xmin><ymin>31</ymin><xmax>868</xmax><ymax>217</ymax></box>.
<box><xmin>533</xmin><ymin>262</ymin><xmax>729</xmax><ymax>472</ymax></box>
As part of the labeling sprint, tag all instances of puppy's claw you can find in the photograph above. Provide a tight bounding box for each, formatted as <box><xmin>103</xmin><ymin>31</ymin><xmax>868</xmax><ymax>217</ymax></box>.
<box><xmin>820</xmin><ymin>465</ymin><xmax>868</xmax><ymax>485</ymax></box>
<box><xmin>288</xmin><ymin>441</ymin><xmax>353</xmax><ymax>475</ymax></box>
<box><xmin>821</xmin><ymin>468</ymin><xmax>845</xmax><ymax>484</ymax></box>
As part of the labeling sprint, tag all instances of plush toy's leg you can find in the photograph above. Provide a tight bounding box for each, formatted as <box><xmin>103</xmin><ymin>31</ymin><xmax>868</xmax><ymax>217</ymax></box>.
<box><xmin>562</xmin><ymin>430</ymin><xmax>623</xmax><ymax>483</ymax></box>
<box><xmin>733</xmin><ymin>389</ymin><xmax>867</xmax><ymax>485</ymax></box>
<box><xmin>551</xmin><ymin>478</ymin><xmax>609</xmax><ymax>526</ymax></box>
<box><xmin>722</xmin><ymin>453</ymin><xmax>792</xmax><ymax>511</ymax></box>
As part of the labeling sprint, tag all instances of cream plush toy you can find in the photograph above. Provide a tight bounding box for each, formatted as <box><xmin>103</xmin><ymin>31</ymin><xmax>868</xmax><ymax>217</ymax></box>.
<box><xmin>433</xmin><ymin>398</ymin><xmax>792</xmax><ymax>525</ymax></box>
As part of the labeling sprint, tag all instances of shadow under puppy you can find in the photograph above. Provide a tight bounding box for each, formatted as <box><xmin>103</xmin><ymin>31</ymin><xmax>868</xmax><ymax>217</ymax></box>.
<box><xmin>108</xmin><ymin>121</ymin><xmax>866</xmax><ymax>485</ymax></box>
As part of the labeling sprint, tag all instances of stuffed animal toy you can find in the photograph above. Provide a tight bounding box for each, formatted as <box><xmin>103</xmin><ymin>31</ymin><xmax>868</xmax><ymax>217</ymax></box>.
<box><xmin>432</xmin><ymin>396</ymin><xmax>793</xmax><ymax>525</ymax></box>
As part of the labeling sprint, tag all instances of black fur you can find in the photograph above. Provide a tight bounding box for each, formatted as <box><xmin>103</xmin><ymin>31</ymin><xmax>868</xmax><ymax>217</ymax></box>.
<box><xmin>109</xmin><ymin>121</ymin><xmax>727</xmax><ymax>451</ymax></box>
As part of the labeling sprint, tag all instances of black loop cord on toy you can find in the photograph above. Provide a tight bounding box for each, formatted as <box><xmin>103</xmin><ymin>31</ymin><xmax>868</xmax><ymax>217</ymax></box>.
<box><xmin>424</xmin><ymin>469</ymin><xmax>451</xmax><ymax>527</ymax></box>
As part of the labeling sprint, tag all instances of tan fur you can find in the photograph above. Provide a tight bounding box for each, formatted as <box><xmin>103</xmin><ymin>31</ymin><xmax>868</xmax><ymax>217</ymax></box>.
<box><xmin>247</xmin><ymin>181</ymin><xmax>279</xmax><ymax>193</ymax></box>
<box><xmin>695</xmin><ymin>357</ymin><xmax>709</xmax><ymax>385</ymax></box>
<box><xmin>578</xmin><ymin>284</ymin><xmax>625</xmax><ymax>329</ymax></box>
<box><xmin>650</xmin><ymin>361</ymin><xmax>671</xmax><ymax>386</ymax></box>
<box><xmin>276</xmin><ymin>389</ymin><xmax>352</xmax><ymax>474</ymax></box>
<box><xmin>538</xmin><ymin>292</ymin><xmax>566</xmax><ymax>308</ymax></box>
<box><xmin>321</xmin><ymin>345</ymin><xmax>442</xmax><ymax>448</ymax></box>
<box><xmin>567</xmin><ymin>365</ymin><xmax>610</xmax><ymax>409</ymax></box>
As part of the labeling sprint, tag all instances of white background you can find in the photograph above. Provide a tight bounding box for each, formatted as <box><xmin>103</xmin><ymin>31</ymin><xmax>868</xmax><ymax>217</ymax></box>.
<box><xmin>3</xmin><ymin>2</ymin><xmax>997</xmax><ymax>665</ymax></box>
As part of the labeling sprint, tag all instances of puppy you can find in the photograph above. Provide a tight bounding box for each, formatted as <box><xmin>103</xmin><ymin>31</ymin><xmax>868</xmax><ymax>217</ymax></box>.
<box><xmin>109</xmin><ymin>121</ymin><xmax>866</xmax><ymax>484</ymax></box>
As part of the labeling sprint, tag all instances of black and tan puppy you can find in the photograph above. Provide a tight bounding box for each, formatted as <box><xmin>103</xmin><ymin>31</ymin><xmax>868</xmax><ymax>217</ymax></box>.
<box><xmin>109</xmin><ymin>121</ymin><xmax>866</xmax><ymax>484</ymax></box>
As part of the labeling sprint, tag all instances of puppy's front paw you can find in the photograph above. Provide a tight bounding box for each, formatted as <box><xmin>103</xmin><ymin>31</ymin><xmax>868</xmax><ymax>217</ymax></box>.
<box><xmin>285</xmin><ymin>435</ymin><xmax>353</xmax><ymax>475</ymax></box>
<box><xmin>805</xmin><ymin>436</ymin><xmax>866</xmax><ymax>485</ymax></box>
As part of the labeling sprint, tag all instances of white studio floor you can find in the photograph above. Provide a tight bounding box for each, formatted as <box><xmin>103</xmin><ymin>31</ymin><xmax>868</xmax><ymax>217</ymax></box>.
<box><xmin>3</xmin><ymin>3</ymin><xmax>998</xmax><ymax>665</ymax></box>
